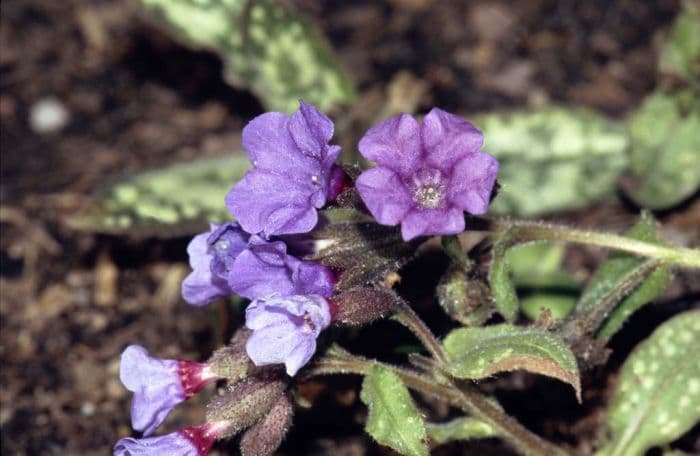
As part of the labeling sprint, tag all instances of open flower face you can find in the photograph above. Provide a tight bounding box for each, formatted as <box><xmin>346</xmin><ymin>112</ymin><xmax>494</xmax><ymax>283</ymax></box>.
<box><xmin>355</xmin><ymin>108</ymin><xmax>499</xmax><ymax>241</ymax></box>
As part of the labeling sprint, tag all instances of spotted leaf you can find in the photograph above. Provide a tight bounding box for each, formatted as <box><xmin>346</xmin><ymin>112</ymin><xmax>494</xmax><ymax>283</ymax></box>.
<box><xmin>598</xmin><ymin>311</ymin><xmax>700</xmax><ymax>456</ymax></box>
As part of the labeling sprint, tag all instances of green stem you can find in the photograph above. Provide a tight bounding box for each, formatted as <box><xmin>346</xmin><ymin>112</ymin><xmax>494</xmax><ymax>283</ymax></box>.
<box><xmin>490</xmin><ymin>219</ymin><xmax>700</xmax><ymax>269</ymax></box>
<box><xmin>308</xmin><ymin>346</ymin><xmax>567</xmax><ymax>456</ymax></box>
<box><xmin>392</xmin><ymin>299</ymin><xmax>449</xmax><ymax>364</ymax></box>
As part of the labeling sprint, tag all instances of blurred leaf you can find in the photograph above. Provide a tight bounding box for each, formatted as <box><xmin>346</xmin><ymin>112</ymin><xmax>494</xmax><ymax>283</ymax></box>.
<box><xmin>488</xmin><ymin>230</ymin><xmax>519</xmax><ymax>322</ymax></box>
<box><xmin>507</xmin><ymin>243</ymin><xmax>579</xmax><ymax>321</ymax></box>
<box><xmin>68</xmin><ymin>155</ymin><xmax>249</xmax><ymax>237</ymax></box>
<box><xmin>443</xmin><ymin>324</ymin><xmax>581</xmax><ymax>401</ymax></box>
<box><xmin>138</xmin><ymin>0</ymin><xmax>354</xmax><ymax>113</ymax></box>
<box><xmin>426</xmin><ymin>417</ymin><xmax>498</xmax><ymax>445</ymax></box>
<box><xmin>360</xmin><ymin>364</ymin><xmax>428</xmax><ymax>456</ymax></box>
<box><xmin>474</xmin><ymin>108</ymin><xmax>628</xmax><ymax>215</ymax></box>
<box><xmin>598</xmin><ymin>311</ymin><xmax>700</xmax><ymax>456</ymax></box>
<box><xmin>658</xmin><ymin>5</ymin><xmax>700</xmax><ymax>82</ymax></box>
<box><xmin>625</xmin><ymin>92</ymin><xmax>700</xmax><ymax>209</ymax></box>
<box><xmin>577</xmin><ymin>212</ymin><xmax>672</xmax><ymax>338</ymax></box>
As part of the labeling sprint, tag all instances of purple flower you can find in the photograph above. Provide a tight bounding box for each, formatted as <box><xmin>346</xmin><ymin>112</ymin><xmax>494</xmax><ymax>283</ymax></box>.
<box><xmin>245</xmin><ymin>294</ymin><xmax>331</xmax><ymax>376</ymax></box>
<box><xmin>226</xmin><ymin>101</ymin><xmax>342</xmax><ymax>237</ymax></box>
<box><xmin>182</xmin><ymin>222</ymin><xmax>335</xmax><ymax>306</ymax></box>
<box><xmin>119</xmin><ymin>346</ymin><xmax>219</xmax><ymax>436</ymax></box>
<box><xmin>356</xmin><ymin>108</ymin><xmax>499</xmax><ymax>241</ymax></box>
<box><xmin>113</xmin><ymin>422</ymin><xmax>228</xmax><ymax>456</ymax></box>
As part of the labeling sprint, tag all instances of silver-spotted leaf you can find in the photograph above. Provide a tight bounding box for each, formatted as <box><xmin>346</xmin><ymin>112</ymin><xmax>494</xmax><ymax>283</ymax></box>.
<box><xmin>68</xmin><ymin>155</ymin><xmax>249</xmax><ymax>237</ymax></box>
<box><xmin>598</xmin><ymin>311</ymin><xmax>700</xmax><ymax>456</ymax></box>
<box><xmin>360</xmin><ymin>364</ymin><xmax>428</xmax><ymax>456</ymax></box>
<box><xmin>474</xmin><ymin>108</ymin><xmax>628</xmax><ymax>215</ymax></box>
<box><xmin>625</xmin><ymin>92</ymin><xmax>700</xmax><ymax>209</ymax></box>
<box><xmin>443</xmin><ymin>324</ymin><xmax>581</xmax><ymax>401</ymax></box>
<box><xmin>658</xmin><ymin>5</ymin><xmax>700</xmax><ymax>82</ymax></box>
<box><xmin>577</xmin><ymin>212</ymin><xmax>672</xmax><ymax>338</ymax></box>
<box><xmin>137</xmin><ymin>0</ymin><xmax>354</xmax><ymax>112</ymax></box>
<box><xmin>426</xmin><ymin>417</ymin><xmax>498</xmax><ymax>445</ymax></box>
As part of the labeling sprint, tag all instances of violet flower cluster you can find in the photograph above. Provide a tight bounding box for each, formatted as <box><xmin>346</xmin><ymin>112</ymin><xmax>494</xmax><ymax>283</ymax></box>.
<box><xmin>114</xmin><ymin>101</ymin><xmax>499</xmax><ymax>455</ymax></box>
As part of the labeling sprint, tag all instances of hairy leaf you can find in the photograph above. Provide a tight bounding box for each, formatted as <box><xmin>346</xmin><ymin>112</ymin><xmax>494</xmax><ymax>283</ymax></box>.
<box><xmin>625</xmin><ymin>92</ymin><xmax>700</xmax><ymax>209</ymax></box>
<box><xmin>577</xmin><ymin>212</ymin><xmax>671</xmax><ymax>338</ymax></box>
<box><xmin>360</xmin><ymin>364</ymin><xmax>428</xmax><ymax>456</ymax></box>
<box><xmin>137</xmin><ymin>0</ymin><xmax>354</xmax><ymax>112</ymax></box>
<box><xmin>426</xmin><ymin>417</ymin><xmax>497</xmax><ymax>445</ymax></box>
<box><xmin>474</xmin><ymin>108</ymin><xmax>628</xmax><ymax>215</ymax></box>
<box><xmin>598</xmin><ymin>311</ymin><xmax>700</xmax><ymax>456</ymax></box>
<box><xmin>68</xmin><ymin>155</ymin><xmax>249</xmax><ymax>237</ymax></box>
<box><xmin>443</xmin><ymin>324</ymin><xmax>581</xmax><ymax>401</ymax></box>
<box><xmin>658</xmin><ymin>5</ymin><xmax>700</xmax><ymax>82</ymax></box>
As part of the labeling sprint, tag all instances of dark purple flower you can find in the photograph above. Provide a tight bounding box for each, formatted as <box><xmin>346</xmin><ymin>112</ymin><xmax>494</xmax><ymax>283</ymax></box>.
<box><xmin>182</xmin><ymin>222</ymin><xmax>248</xmax><ymax>305</ymax></box>
<box><xmin>182</xmin><ymin>222</ymin><xmax>334</xmax><ymax>306</ymax></box>
<box><xmin>226</xmin><ymin>101</ymin><xmax>342</xmax><ymax>237</ymax></box>
<box><xmin>119</xmin><ymin>346</ymin><xmax>219</xmax><ymax>436</ymax></box>
<box><xmin>356</xmin><ymin>108</ymin><xmax>499</xmax><ymax>241</ymax></box>
<box><xmin>113</xmin><ymin>422</ymin><xmax>228</xmax><ymax>456</ymax></box>
<box><xmin>245</xmin><ymin>294</ymin><xmax>331</xmax><ymax>376</ymax></box>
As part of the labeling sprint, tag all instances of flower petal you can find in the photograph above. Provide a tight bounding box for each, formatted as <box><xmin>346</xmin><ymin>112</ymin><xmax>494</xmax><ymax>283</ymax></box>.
<box><xmin>181</xmin><ymin>268</ymin><xmax>230</xmax><ymax>307</ymax></box>
<box><xmin>421</xmin><ymin>108</ymin><xmax>484</xmax><ymax>172</ymax></box>
<box><xmin>283</xmin><ymin>339</ymin><xmax>316</xmax><ymax>376</ymax></box>
<box><xmin>447</xmin><ymin>151</ymin><xmax>499</xmax><ymax>214</ymax></box>
<box><xmin>114</xmin><ymin>430</ymin><xmax>202</xmax><ymax>456</ymax></box>
<box><xmin>356</xmin><ymin>167</ymin><xmax>413</xmax><ymax>226</ymax></box>
<box><xmin>400</xmin><ymin>207</ymin><xmax>465</xmax><ymax>241</ymax></box>
<box><xmin>226</xmin><ymin>170</ymin><xmax>321</xmax><ymax>236</ymax></box>
<box><xmin>288</xmin><ymin>100</ymin><xmax>335</xmax><ymax>159</ymax></box>
<box><xmin>242</xmin><ymin>112</ymin><xmax>317</xmax><ymax>176</ymax></box>
<box><xmin>228</xmin><ymin>242</ymin><xmax>296</xmax><ymax>300</ymax></box>
<box><xmin>358</xmin><ymin>113</ymin><xmax>422</xmax><ymax>176</ymax></box>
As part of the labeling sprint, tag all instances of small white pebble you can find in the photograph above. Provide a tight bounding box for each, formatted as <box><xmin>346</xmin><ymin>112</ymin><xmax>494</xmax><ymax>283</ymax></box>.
<box><xmin>81</xmin><ymin>401</ymin><xmax>96</xmax><ymax>417</ymax></box>
<box><xmin>29</xmin><ymin>97</ymin><xmax>70</xmax><ymax>134</ymax></box>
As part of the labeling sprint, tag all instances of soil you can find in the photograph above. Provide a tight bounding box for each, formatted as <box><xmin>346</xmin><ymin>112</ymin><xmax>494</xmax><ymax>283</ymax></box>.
<box><xmin>1</xmin><ymin>0</ymin><xmax>698</xmax><ymax>455</ymax></box>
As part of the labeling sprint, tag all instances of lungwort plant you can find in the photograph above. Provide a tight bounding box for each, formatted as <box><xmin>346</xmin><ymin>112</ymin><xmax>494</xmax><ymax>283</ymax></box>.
<box><xmin>110</xmin><ymin>101</ymin><xmax>700</xmax><ymax>456</ymax></box>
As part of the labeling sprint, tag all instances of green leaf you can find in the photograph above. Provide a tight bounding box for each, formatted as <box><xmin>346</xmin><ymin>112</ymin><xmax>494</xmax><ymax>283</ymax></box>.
<box><xmin>443</xmin><ymin>324</ymin><xmax>581</xmax><ymax>401</ymax></box>
<box><xmin>507</xmin><ymin>243</ymin><xmax>580</xmax><ymax>321</ymax></box>
<box><xmin>488</xmin><ymin>230</ymin><xmax>519</xmax><ymax>322</ymax></box>
<box><xmin>658</xmin><ymin>5</ymin><xmax>700</xmax><ymax>82</ymax></box>
<box><xmin>625</xmin><ymin>92</ymin><xmax>700</xmax><ymax>209</ymax></box>
<box><xmin>577</xmin><ymin>212</ymin><xmax>672</xmax><ymax>338</ymax></box>
<box><xmin>474</xmin><ymin>108</ymin><xmax>628</xmax><ymax>215</ymax></box>
<box><xmin>137</xmin><ymin>0</ymin><xmax>354</xmax><ymax>113</ymax></box>
<box><xmin>598</xmin><ymin>311</ymin><xmax>700</xmax><ymax>456</ymax></box>
<box><xmin>360</xmin><ymin>364</ymin><xmax>428</xmax><ymax>456</ymax></box>
<box><xmin>426</xmin><ymin>417</ymin><xmax>498</xmax><ymax>445</ymax></box>
<box><xmin>67</xmin><ymin>155</ymin><xmax>249</xmax><ymax>237</ymax></box>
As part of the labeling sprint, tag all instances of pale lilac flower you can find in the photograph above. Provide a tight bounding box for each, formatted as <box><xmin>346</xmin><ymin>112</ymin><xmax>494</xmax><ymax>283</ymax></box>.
<box><xmin>245</xmin><ymin>295</ymin><xmax>331</xmax><ymax>376</ymax></box>
<box><xmin>182</xmin><ymin>222</ymin><xmax>334</xmax><ymax>306</ymax></box>
<box><xmin>226</xmin><ymin>101</ymin><xmax>342</xmax><ymax>237</ymax></box>
<box><xmin>119</xmin><ymin>346</ymin><xmax>219</xmax><ymax>436</ymax></box>
<box><xmin>113</xmin><ymin>422</ymin><xmax>228</xmax><ymax>456</ymax></box>
<box><xmin>356</xmin><ymin>108</ymin><xmax>499</xmax><ymax>241</ymax></box>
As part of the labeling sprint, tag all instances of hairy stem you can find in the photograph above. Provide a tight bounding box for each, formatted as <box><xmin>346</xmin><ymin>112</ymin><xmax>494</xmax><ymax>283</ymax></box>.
<box><xmin>392</xmin><ymin>300</ymin><xmax>449</xmax><ymax>364</ymax></box>
<box><xmin>308</xmin><ymin>346</ymin><xmax>567</xmax><ymax>456</ymax></box>
<box><xmin>485</xmin><ymin>219</ymin><xmax>700</xmax><ymax>269</ymax></box>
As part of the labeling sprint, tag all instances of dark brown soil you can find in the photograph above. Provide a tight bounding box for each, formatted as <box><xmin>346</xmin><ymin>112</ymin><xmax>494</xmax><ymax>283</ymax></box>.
<box><xmin>1</xmin><ymin>0</ymin><xmax>698</xmax><ymax>455</ymax></box>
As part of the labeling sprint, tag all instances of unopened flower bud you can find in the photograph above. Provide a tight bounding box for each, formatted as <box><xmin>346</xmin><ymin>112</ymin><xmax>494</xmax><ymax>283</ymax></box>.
<box><xmin>240</xmin><ymin>393</ymin><xmax>294</xmax><ymax>456</ymax></box>
<box><xmin>206</xmin><ymin>374</ymin><xmax>287</xmax><ymax>437</ymax></box>
<box><xmin>328</xmin><ymin>288</ymin><xmax>400</xmax><ymax>326</ymax></box>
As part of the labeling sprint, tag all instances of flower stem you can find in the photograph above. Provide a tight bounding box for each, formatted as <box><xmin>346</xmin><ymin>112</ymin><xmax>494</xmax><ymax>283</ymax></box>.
<box><xmin>489</xmin><ymin>219</ymin><xmax>700</xmax><ymax>269</ymax></box>
<box><xmin>392</xmin><ymin>299</ymin><xmax>449</xmax><ymax>364</ymax></box>
<box><xmin>308</xmin><ymin>346</ymin><xmax>567</xmax><ymax>456</ymax></box>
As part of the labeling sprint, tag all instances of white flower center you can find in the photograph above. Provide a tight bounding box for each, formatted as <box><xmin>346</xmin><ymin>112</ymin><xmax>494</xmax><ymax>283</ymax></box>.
<box><xmin>411</xmin><ymin>168</ymin><xmax>446</xmax><ymax>209</ymax></box>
